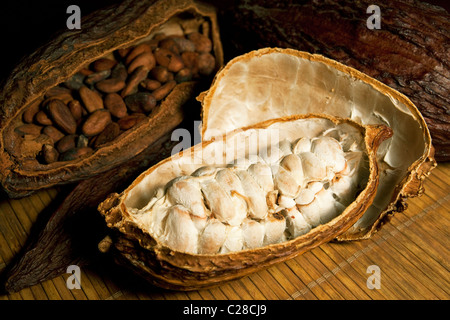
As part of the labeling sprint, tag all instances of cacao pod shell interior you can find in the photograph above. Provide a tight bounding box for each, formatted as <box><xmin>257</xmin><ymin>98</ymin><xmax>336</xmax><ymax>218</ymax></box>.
<box><xmin>198</xmin><ymin>48</ymin><xmax>436</xmax><ymax>240</ymax></box>
<box><xmin>99</xmin><ymin>114</ymin><xmax>392</xmax><ymax>290</ymax></box>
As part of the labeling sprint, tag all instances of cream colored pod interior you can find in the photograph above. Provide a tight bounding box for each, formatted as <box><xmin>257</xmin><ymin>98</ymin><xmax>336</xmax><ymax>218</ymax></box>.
<box><xmin>198</xmin><ymin>48</ymin><xmax>436</xmax><ymax>240</ymax></box>
<box><xmin>99</xmin><ymin>113</ymin><xmax>390</xmax><ymax>290</ymax></box>
<box><xmin>124</xmin><ymin>116</ymin><xmax>370</xmax><ymax>254</ymax></box>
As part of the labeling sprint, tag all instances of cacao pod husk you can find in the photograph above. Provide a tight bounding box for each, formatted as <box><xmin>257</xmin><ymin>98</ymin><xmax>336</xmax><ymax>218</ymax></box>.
<box><xmin>0</xmin><ymin>0</ymin><xmax>223</xmax><ymax>198</ymax></box>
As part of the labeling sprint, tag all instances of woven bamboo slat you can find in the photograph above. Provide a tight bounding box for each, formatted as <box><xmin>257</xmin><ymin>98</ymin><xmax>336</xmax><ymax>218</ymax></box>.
<box><xmin>1</xmin><ymin>163</ymin><xmax>449</xmax><ymax>300</ymax></box>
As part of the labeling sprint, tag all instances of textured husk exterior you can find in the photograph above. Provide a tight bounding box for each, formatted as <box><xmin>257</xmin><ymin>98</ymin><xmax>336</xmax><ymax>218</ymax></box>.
<box><xmin>0</xmin><ymin>0</ymin><xmax>223</xmax><ymax>198</ymax></box>
<box><xmin>98</xmin><ymin>114</ymin><xmax>392</xmax><ymax>291</ymax></box>
<box><xmin>198</xmin><ymin>48</ymin><xmax>436</xmax><ymax>241</ymax></box>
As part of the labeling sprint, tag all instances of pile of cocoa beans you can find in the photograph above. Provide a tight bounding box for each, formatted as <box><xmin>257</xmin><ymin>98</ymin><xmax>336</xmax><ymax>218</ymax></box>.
<box><xmin>15</xmin><ymin>31</ymin><xmax>215</xmax><ymax>164</ymax></box>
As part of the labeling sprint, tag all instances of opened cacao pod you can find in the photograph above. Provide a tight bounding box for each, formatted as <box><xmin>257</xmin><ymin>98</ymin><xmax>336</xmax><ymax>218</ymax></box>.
<box><xmin>0</xmin><ymin>0</ymin><xmax>223</xmax><ymax>198</ymax></box>
<box><xmin>99</xmin><ymin>113</ymin><xmax>391</xmax><ymax>290</ymax></box>
<box><xmin>199</xmin><ymin>48</ymin><xmax>436</xmax><ymax>240</ymax></box>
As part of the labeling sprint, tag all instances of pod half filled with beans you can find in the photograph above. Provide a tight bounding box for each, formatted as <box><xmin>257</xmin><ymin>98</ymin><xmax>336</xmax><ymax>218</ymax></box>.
<box><xmin>16</xmin><ymin>30</ymin><xmax>216</xmax><ymax>164</ymax></box>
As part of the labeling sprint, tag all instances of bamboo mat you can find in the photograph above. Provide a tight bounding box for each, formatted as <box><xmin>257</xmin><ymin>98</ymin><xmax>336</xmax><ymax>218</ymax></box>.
<box><xmin>0</xmin><ymin>163</ymin><xmax>448</xmax><ymax>300</ymax></box>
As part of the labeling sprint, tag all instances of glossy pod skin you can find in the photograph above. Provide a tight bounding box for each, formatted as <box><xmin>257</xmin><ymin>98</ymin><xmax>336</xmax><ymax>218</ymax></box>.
<box><xmin>0</xmin><ymin>0</ymin><xmax>223</xmax><ymax>198</ymax></box>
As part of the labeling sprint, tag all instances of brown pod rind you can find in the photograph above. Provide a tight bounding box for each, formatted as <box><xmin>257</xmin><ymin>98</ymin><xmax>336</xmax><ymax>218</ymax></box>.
<box><xmin>0</xmin><ymin>0</ymin><xmax>223</xmax><ymax>198</ymax></box>
<box><xmin>60</xmin><ymin>147</ymin><xmax>94</xmax><ymax>161</ymax></box>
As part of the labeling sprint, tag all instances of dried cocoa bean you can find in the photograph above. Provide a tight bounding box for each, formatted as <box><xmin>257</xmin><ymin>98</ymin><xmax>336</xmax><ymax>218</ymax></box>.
<box><xmin>127</xmin><ymin>51</ymin><xmax>156</xmax><ymax>74</ymax></box>
<box><xmin>197</xmin><ymin>53</ymin><xmax>215</xmax><ymax>76</ymax></box>
<box><xmin>79</xmin><ymin>68</ymin><xmax>93</xmax><ymax>76</ymax></box>
<box><xmin>159</xmin><ymin>38</ymin><xmax>181</xmax><ymax>54</ymax></box>
<box><xmin>117</xmin><ymin>47</ymin><xmax>131</xmax><ymax>58</ymax></box>
<box><xmin>140</xmin><ymin>79</ymin><xmax>161</xmax><ymax>91</ymax></box>
<box><xmin>81</xmin><ymin>109</ymin><xmax>112</xmax><ymax>137</ymax></box>
<box><xmin>42</xmin><ymin>92</ymin><xmax>74</xmax><ymax>106</ymax></box>
<box><xmin>104</xmin><ymin>93</ymin><xmax>128</xmax><ymax>118</ymax></box>
<box><xmin>68</xmin><ymin>100</ymin><xmax>84</xmax><ymax>120</ymax></box>
<box><xmin>42</xmin><ymin>126</ymin><xmax>65</xmax><ymax>143</ymax></box>
<box><xmin>121</xmin><ymin>66</ymin><xmax>149</xmax><ymax>97</ymax></box>
<box><xmin>153</xmin><ymin>48</ymin><xmax>173</xmax><ymax>68</ymax></box>
<box><xmin>47</xmin><ymin>99</ymin><xmax>77</xmax><ymax>134</ymax></box>
<box><xmin>34</xmin><ymin>110</ymin><xmax>52</xmax><ymax>126</ymax></box>
<box><xmin>41</xmin><ymin>144</ymin><xmax>59</xmax><ymax>164</ymax></box>
<box><xmin>152</xmin><ymin>80</ymin><xmax>176</xmax><ymax>101</ymax></box>
<box><xmin>181</xmin><ymin>51</ymin><xmax>199</xmax><ymax>75</ymax></box>
<box><xmin>175</xmin><ymin>68</ymin><xmax>193</xmax><ymax>83</ymax></box>
<box><xmin>45</xmin><ymin>86</ymin><xmax>72</xmax><ymax>98</ymax></box>
<box><xmin>63</xmin><ymin>73</ymin><xmax>85</xmax><ymax>90</ymax></box>
<box><xmin>111</xmin><ymin>63</ymin><xmax>128</xmax><ymax>82</ymax></box>
<box><xmin>146</xmin><ymin>39</ymin><xmax>160</xmax><ymax>51</ymax></box>
<box><xmin>60</xmin><ymin>147</ymin><xmax>94</xmax><ymax>161</ymax></box>
<box><xmin>167</xmin><ymin>55</ymin><xmax>184</xmax><ymax>73</ymax></box>
<box><xmin>117</xmin><ymin>114</ymin><xmax>146</xmax><ymax>130</ymax></box>
<box><xmin>95</xmin><ymin>78</ymin><xmax>126</xmax><ymax>93</ymax></box>
<box><xmin>154</xmin><ymin>48</ymin><xmax>184</xmax><ymax>72</ymax></box>
<box><xmin>125</xmin><ymin>43</ymin><xmax>152</xmax><ymax>65</ymax></box>
<box><xmin>188</xmin><ymin>32</ymin><xmax>212</xmax><ymax>53</ymax></box>
<box><xmin>94</xmin><ymin>122</ymin><xmax>121</xmax><ymax>148</ymax></box>
<box><xmin>84</xmin><ymin>69</ymin><xmax>111</xmax><ymax>85</ymax></box>
<box><xmin>153</xmin><ymin>32</ymin><xmax>167</xmax><ymax>41</ymax></box>
<box><xmin>149</xmin><ymin>66</ymin><xmax>172</xmax><ymax>83</ymax></box>
<box><xmin>124</xmin><ymin>92</ymin><xmax>157</xmax><ymax>113</ymax></box>
<box><xmin>171</xmin><ymin>37</ymin><xmax>195</xmax><ymax>53</ymax></box>
<box><xmin>22</xmin><ymin>99</ymin><xmax>42</xmax><ymax>124</ymax></box>
<box><xmin>56</xmin><ymin>134</ymin><xmax>78</xmax><ymax>153</ymax></box>
<box><xmin>79</xmin><ymin>86</ymin><xmax>104</xmax><ymax>113</ymax></box>
<box><xmin>15</xmin><ymin>124</ymin><xmax>42</xmax><ymax>137</ymax></box>
<box><xmin>92</xmin><ymin>58</ymin><xmax>118</xmax><ymax>72</ymax></box>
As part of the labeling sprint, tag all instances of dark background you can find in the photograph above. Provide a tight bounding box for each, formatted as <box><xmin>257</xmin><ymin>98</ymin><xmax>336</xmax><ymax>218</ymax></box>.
<box><xmin>0</xmin><ymin>0</ymin><xmax>447</xmax><ymax>84</ymax></box>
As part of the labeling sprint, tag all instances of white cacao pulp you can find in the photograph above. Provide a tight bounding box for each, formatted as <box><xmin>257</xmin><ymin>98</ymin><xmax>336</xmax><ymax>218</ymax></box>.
<box><xmin>125</xmin><ymin>117</ymin><xmax>369</xmax><ymax>254</ymax></box>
